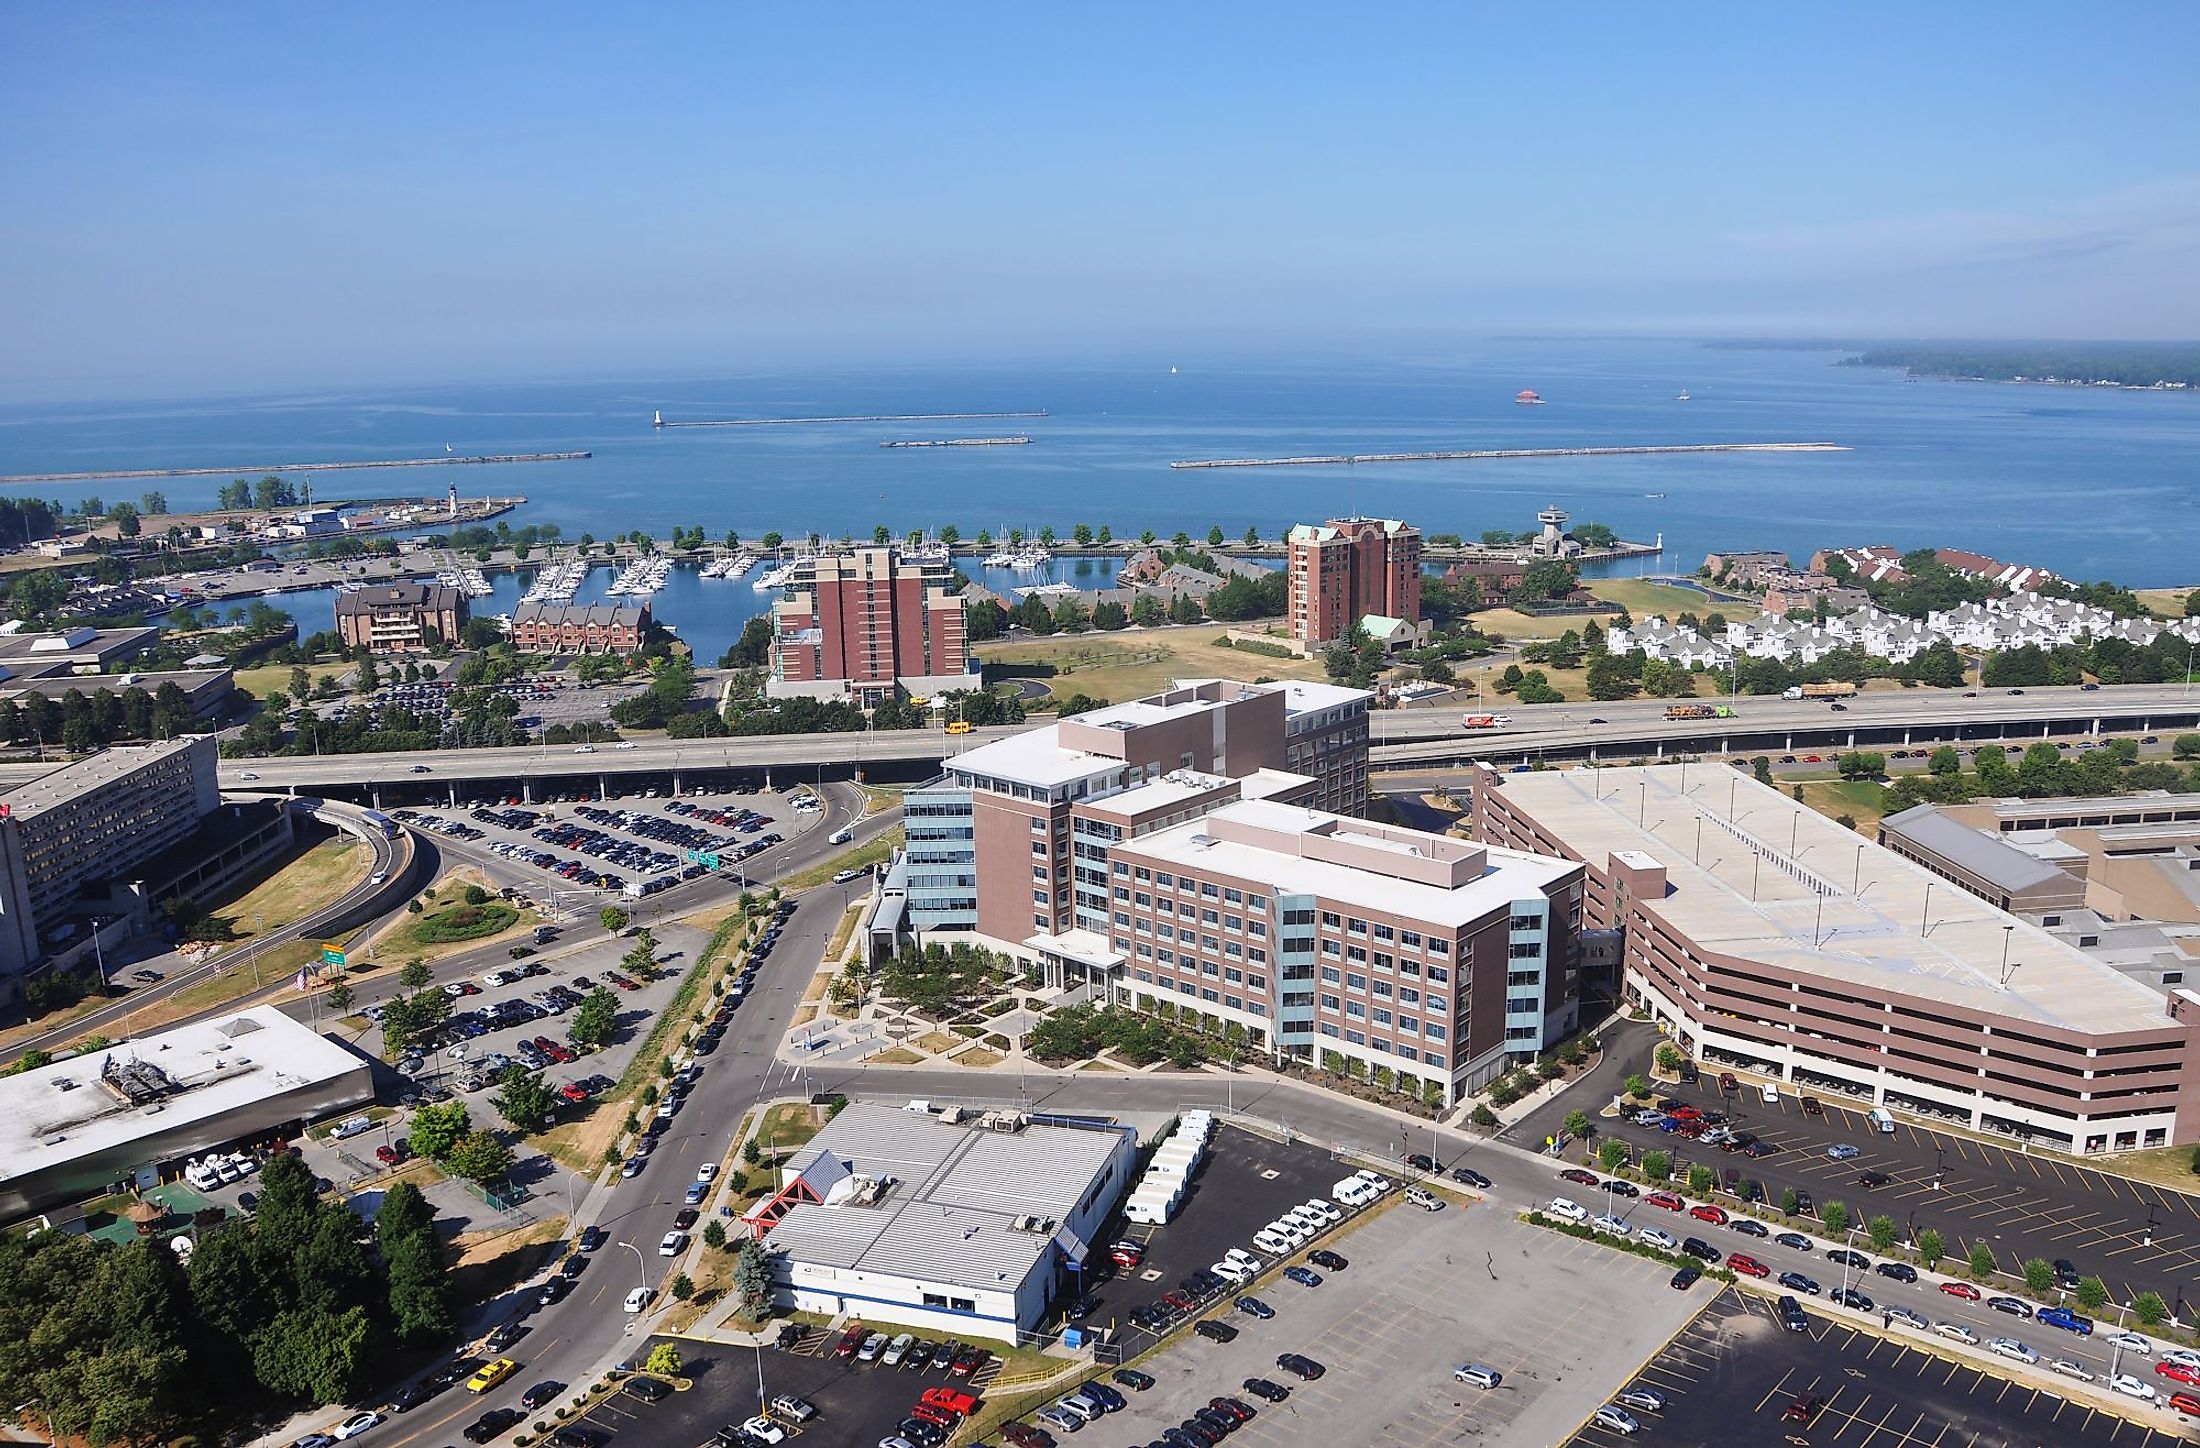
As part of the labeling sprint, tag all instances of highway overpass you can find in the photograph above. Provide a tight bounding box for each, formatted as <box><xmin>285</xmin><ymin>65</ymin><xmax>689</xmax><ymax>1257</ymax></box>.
<box><xmin>5</xmin><ymin>685</ymin><xmax>2187</xmax><ymax>805</ymax></box>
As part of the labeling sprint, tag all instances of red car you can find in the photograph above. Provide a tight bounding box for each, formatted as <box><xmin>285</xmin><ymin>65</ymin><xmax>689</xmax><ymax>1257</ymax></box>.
<box><xmin>1110</xmin><ymin>1241</ymin><xmax>1145</xmax><ymax>1269</ymax></box>
<box><xmin>1002</xmin><ymin>1425</ymin><xmax>1056</xmax><ymax>1448</ymax></box>
<box><xmin>908</xmin><ymin>1404</ymin><xmax>957</xmax><ymax>1429</ymax></box>
<box><xmin>1646</xmin><ymin>1192</ymin><xmax>1686</xmax><ymax>1211</ymax></box>
<box><xmin>1689</xmin><ymin>1204</ymin><xmax>1729</xmax><ymax>1226</ymax></box>
<box><xmin>2158</xmin><ymin>1362</ymin><xmax>2200</xmax><ymax>1386</ymax></box>
<box><xmin>1728</xmin><ymin>1253</ymin><xmax>1770</xmax><ymax>1279</ymax></box>
<box><xmin>1559</xmin><ymin>1169</ymin><xmax>1600</xmax><ymax>1188</ymax></box>
<box><xmin>1938</xmin><ymin>1282</ymin><xmax>1982</xmax><ymax>1301</ymax></box>
<box><xmin>559</xmin><ymin>1083</ymin><xmax>590</xmax><ymax>1103</ymax></box>
<box><xmin>1667</xmin><ymin>1105</ymin><xmax>1701</xmax><ymax>1121</ymax></box>
<box><xmin>375</xmin><ymin>1142</ymin><xmax>410</xmax><ymax>1167</ymax></box>
<box><xmin>2170</xmin><ymin>1393</ymin><xmax>2200</xmax><ymax>1419</ymax></box>
<box><xmin>922</xmin><ymin>1387</ymin><xmax>979</xmax><ymax>1417</ymax></box>
<box><xmin>834</xmin><ymin>1322</ymin><xmax>868</xmax><ymax>1359</ymax></box>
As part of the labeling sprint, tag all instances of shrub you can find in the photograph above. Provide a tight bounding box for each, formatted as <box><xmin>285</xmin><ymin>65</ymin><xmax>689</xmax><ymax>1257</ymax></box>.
<box><xmin>1469</xmin><ymin>1103</ymin><xmax>1498</xmax><ymax>1128</ymax></box>
<box><xmin>2023</xmin><ymin>1258</ymin><xmax>2056</xmax><ymax>1296</ymax></box>
<box><xmin>2136</xmin><ymin>1291</ymin><xmax>2170</xmax><ymax>1327</ymax></box>
<box><xmin>1598</xmin><ymin>1139</ymin><xmax>1629</xmax><ymax>1172</ymax></box>
<box><xmin>1623</xmin><ymin>1073</ymin><xmax>1650</xmax><ymax>1099</ymax></box>
<box><xmin>1967</xmin><ymin>1240</ymin><xmax>1997</xmax><ymax>1281</ymax></box>
<box><xmin>1655</xmin><ymin>1044</ymin><xmax>1684</xmax><ymax>1074</ymax></box>
<box><xmin>1642</xmin><ymin>1150</ymin><xmax>1671</xmax><ymax>1181</ymax></box>
<box><xmin>1916</xmin><ymin>1228</ymin><xmax>1944</xmax><ymax>1269</ymax></box>
<box><xmin>411</xmin><ymin>901</ymin><xmax>518</xmax><ymax>944</ymax></box>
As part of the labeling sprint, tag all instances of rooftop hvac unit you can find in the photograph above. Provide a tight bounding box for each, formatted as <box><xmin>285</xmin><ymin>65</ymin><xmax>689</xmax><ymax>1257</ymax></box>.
<box><xmin>1010</xmin><ymin>1214</ymin><xmax>1058</xmax><ymax>1235</ymax></box>
<box><xmin>977</xmin><ymin>1110</ymin><xmax>1030</xmax><ymax>1133</ymax></box>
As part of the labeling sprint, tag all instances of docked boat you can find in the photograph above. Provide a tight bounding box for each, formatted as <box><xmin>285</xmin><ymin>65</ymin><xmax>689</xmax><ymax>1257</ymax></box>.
<box><xmin>981</xmin><ymin>549</ymin><xmax>1017</xmax><ymax>568</ymax></box>
<box><xmin>752</xmin><ymin>560</ymin><xmax>801</xmax><ymax>592</ymax></box>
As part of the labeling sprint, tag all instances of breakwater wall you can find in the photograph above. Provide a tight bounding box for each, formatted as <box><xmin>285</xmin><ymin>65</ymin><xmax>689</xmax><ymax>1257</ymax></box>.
<box><xmin>2</xmin><ymin>452</ymin><xmax>591</xmax><ymax>485</ymax></box>
<box><xmin>1169</xmin><ymin>442</ymin><xmax>1848</xmax><ymax>470</ymax></box>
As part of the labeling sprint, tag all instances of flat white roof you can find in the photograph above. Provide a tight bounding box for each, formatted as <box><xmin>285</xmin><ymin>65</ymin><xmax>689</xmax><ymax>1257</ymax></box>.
<box><xmin>1492</xmin><ymin>765</ymin><xmax>2174</xmax><ymax>1034</ymax></box>
<box><xmin>950</xmin><ymin>722</ymin><xmax>1117</xmax><ymax>791</ymax></box>
<box><xmin>763</xmin><ymin>1103</ymin><xmax>1125</xmax><ymax>1293</ymax></box>
<box><xmin>0</xmin><ymin>1007</ymin><xmax>368</xmax><ymax>1180</ymax></box>
<box><xmin>1122</xmin><ymin>798</ymin><xmax>1575</xmax><ymax>928</ymax></box>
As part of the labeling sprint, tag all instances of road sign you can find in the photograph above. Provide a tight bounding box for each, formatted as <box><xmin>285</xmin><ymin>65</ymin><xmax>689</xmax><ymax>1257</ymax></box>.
<box><xmin>321</xmin><ymin>942</ymin><xmax>347</xmax><ymax>968</ymax></box>
<box><xmin>700</xmin><ymin>853</ymin><xmax>720</xmax><ymax>870</ymax></box>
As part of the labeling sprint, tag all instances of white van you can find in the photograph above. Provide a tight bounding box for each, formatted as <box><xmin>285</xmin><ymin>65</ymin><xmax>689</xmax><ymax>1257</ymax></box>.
<box><xmin>1546</xmin><ymin>1197</ymin><xmax>1590</xmax><ymax>1224</ymax></box>
<box><xmin>1761</xmin><ymin>1081</ymin><xmax>1781</xmax><ymax>1104</ymax></box>
<box><xmin>1869</xmin><ymin>1106</ymin><xmax>1896</xmax><ymax>1134</ymax></box>
<box><xmin>828</xmin><ymin>828</ymin><xmax>853</xmax><ymax>845</ymax></box>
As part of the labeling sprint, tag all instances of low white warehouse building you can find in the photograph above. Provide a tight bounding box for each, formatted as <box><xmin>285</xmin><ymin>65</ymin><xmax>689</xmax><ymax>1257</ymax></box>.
<box><xmin>743</xmin><ymin>1102</ymin><xmax>1136</xmax><ymax>1344</ymax></box>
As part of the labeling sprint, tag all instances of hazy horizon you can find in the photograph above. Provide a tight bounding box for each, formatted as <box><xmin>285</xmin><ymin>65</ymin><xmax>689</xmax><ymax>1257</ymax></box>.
<box><xmin>5</xmin><ymin>4</ymin><xmax>2198</xmax><ymax>401</ymax></box>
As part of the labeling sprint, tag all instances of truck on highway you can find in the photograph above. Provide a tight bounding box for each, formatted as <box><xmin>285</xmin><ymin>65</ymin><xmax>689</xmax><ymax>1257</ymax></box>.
<box><xmin>1664</xmin><ymin>704</ymin><xmax>1738</xmax><ymax>720</ymax></box>
<box><xmin>1461</xmin><ymin>713</ymin><xmax>1511</xmax><ymax>729</ymax></box>
<box><xmin>1782</xmin><ymin>682</ymin><xmax>1858</xmax><ymax>699</ymax></box>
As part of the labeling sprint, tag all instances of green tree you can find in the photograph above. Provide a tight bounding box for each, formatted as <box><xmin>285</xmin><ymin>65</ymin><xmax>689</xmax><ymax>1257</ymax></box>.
<box><xmin>2136</xmin><ymin>1291</ymin><xmax>2170</xmax><ymax>1327</ymax></box>
<box><xmin>2023</xmin><ymin>1257</ymin><xmax>2056</xmax><ymax>1296</ymax></box>
<box><xmin>1598</xmin><ymin>1139</ymin><xmax>1629</xmax><ymax>1172</ymax></box>
<box><xmin>734</xmin><ymin>1238</ymin><xmax>773</xmax><ymax>1314</ymax></box>
<box><xmin>1867</xmin><ymin>1215</ymin><xmax>1897</xmax><ymax>1253</ymax></box>
<box><xmin>644</xmin><ymin>1341</ymin><xmax>684</xmax><ymax>1376</ymax></box>
<box><xmin>601</xmin><ymin>906</ymin><xmax>630</xmax><ymax>935</ymax></box>
<box><xmin>670</xmin><ymin>1273</ymin><xmax>694</xmax><ymax>1301</ymax></box>
<box><xmin>1752</xmin><ymin>755</ymin><xmax>1774</xmax><ymax>785</ymax></box>
<box><xmin>443</xmin><ymin>1130</ymin><xmax>515</xmax><ymax>1185</ymax></box>
<box><xmin>491</xmin><ymin>1068</ymin><xmax>557</xmax><ymax>1133</ymax></box>
<box><xmin>703</xmin><ymin>1219</ymin><xmax>728</xmax><ymax>1250</ymax></box>
<box><xmin>1642</xmin><ymin>1149</ymin><xmax>1671</xmax><ymax>1181</ymax></box>
<box><xmin>1967</xmin><ymin>1240</ymin><xmax>1997</xmax><ymax>1281</ymax></box>
<box><xmin>404</xmin><ymin>1100</ymin><xmax>472</xmax><ymax>1160</ymax></box>
<box><xmin>2075</xmin><ymin>1275</ymin><xmax>2109</xmax><ymax>1312</ymax></box>
<box><xmin>399</xmin><ymin>955</ymin><xmax>432</xmax><ymax>992</ymax></box>
<box><xmin>1686</xmin><ymin>1164</ymin><xmax>1716</xmax><ymax>1196</ymax></box>
<box><xmin>1563</xmin><ymin>1109</ymin><xmax>1593</xmax><ymax>1141</ymax></box>
<box><xmin>325</xmin><ymin>980</ymin><xmax>354</xmax><ymax>1015</ymax></box>
<box><xmin>1207</xmin><ymin>525</ymin><xmax>1225</xmax><ymax>546</ymax></box>
<box><xmin>1654</xmin><ymin>1044</ymin><xmax>1683</xmax><ymax>1074</ymax></box>
<box><xmin>250</xmin><ymin>1304</ymin><xmax>375</xmax><ymax>1404</ymax></box>
<box><xmin>1780</xmin><ymin>1187</ymin><xmax>1800</xmax><ymax>1218</ymax></box>
<box><xmin>1623</xmin><ymin>1073</ymin><xmax>1650</xmax><ymax>1099</ymax></box>
<box><xmin>1469</xmin><ymin>1103</ymin><xmax>1499</xmax><ymax>1128</ymax></box>
<box><xmin>569</xmin><ymin>985</ymin><xmax>620</xmax><ymax>1049</ymax></box>
<box><xmin>1820</xmin><ymin>1201</ymin><xmax>1849</xmax><ymax>1237</ymax></box>
<box><xmin>1916</xmin><ymin>1228</ymin><xmax>1944</xmax><ymax>1269</ymax></box>
<box><xmin>1929</xmin><ymin>745</ymin><xmax>1962</xmax><ymax>776</ymax></box>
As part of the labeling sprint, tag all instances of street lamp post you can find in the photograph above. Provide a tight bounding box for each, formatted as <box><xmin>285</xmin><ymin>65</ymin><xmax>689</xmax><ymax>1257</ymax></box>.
<box><xmin>618</xmin><ymin>1241</ymin><xmax>650</xmax><ymax>1330</ymax></box>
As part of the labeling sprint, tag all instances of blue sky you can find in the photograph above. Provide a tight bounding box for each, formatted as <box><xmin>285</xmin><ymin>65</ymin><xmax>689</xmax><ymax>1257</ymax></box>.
<box><xmin>3</xmin><ymin>4</ymin><xmax>2196</xmax><ymax>397</ymax></box>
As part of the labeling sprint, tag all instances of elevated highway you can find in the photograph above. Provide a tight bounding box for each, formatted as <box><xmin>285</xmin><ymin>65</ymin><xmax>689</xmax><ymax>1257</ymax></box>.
<box><xmin>183</xmin><ymin>684</ymin><xmax>2200</xmax><ymax>802</ymax></box>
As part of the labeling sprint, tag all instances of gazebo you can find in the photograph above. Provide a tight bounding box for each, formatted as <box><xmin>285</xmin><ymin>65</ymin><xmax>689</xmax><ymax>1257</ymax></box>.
<box><xmin>125</xmin><ymin>1198</ymin><xmax>166</xmax><ymax>1236</ymax></box>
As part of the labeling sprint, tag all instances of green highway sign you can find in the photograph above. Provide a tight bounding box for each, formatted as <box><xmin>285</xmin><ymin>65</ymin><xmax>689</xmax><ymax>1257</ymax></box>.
<box><xmin>321</xmin><ymin>943</ymin><xmax>347</xmax><ymax>969</ymax></box>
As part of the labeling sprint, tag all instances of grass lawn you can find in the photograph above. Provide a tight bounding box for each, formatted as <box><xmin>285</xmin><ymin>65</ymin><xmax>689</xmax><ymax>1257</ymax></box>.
<box><xmin>365</xmin><ymin>867</ymin><xmax>538</xmax><ymax>967</ymax></box>
<box><xmin>231</xmin><ymin>664</ymin><xmax>304</xmax><ymax>701</ymax></box>
<box><xmin>201</xmin><ymin>833</ymin><xmax>373</xmax><ymax>946</ymax></box>
<box><xmin>2138</xmin><ymin>587</ymin><xmax>2198</xmax><ymax>619</ymax></box>
<box><xmin>953</xmin><ymin>1046</ymin><xmax>1005</xmax><ymax>1067</ymax></box>
<box><xmin>781</xmin><ymin>827</ymin><xmax>905</xmax><ymax>892</ymax></box>
<box><xmin>1584</xmin><ymin>577</ymin><xmax>1720</xmax><ymax>618</ymax></box>
<box><xmin>1794</xmin><ymin>778</ymin><xmax>1890</xmax><ymax>832</ymax></box>
<box><xmin>976</xmin><ymin>625</ymin><xmax>1327</xmax><ymax>704</ymax></box>
<box><xmin>756</xmin><ymin>1101</ymin><xmax>829</xmax><ymax>1160</ymax></box>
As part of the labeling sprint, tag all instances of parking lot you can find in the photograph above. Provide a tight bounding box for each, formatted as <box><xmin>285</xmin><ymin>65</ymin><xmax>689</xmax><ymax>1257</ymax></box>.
<box><xmin>1518</xmin><ymin>1061</ymin><xmax>2200</xmax><ymax>1313</ymax></box>
<box><xmin>1573</xmin><ymin>1290</ymin><xmax>2198</xmax><ymax>1447</ymax></box>
<box><xmin>1078</xmin><ymin>1125</ymin><xmax>1377</xmax><ymax>1349</ymax></box>
<box><xmin>395</xmin><ymin>783</ymin><xmax>821</xmax><ymax>909</ymax></box>
<box><xmin>1083</xmin><ymin>1191</ymin><xmax>1704</xmax><ymax>1448</ymax></box>
<box><xmin>544</xmin><ymin>1331</ymin><xmax>1004</xmax><ymax>1448</ymax></box>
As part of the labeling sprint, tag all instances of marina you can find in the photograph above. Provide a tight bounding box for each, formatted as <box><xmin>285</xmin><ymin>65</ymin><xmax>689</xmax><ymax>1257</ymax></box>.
<box><xmin>604</xmin><ymin>555</ymin><xmax>671</xmax><ymax>597</ymax></box>
<box><xmin>1168</xmin><ymin>441</ymin><xmax>1849</xmax><ymax>469</ymax></box>
<box><xmin>0</xmin><ymin>452</ymin><xmax>590</xmax><ymax>485</ymax></box>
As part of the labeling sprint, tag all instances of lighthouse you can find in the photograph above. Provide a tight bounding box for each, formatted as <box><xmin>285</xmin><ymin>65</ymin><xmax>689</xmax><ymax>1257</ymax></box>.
<box><xmin>653</xmin><ymin>409</ymin><xmax>664</xmax><ymax>429</ymax></box>
<box><xmin>447</xmin><ymin>483</ymin><xmax>459</xmax><ymax>521</ymax></box>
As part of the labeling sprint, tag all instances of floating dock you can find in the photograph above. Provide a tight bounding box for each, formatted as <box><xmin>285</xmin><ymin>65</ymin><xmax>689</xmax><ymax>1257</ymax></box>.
<box><xmin>880</xmin><ymin>436</ymin><xmax>1033</xmax><ymax>449</ymax></box>
<box><xmin>1168</xmin><ymin>442</ymin><xmax>1848</xmax><ymax>470</ymax></box>
<box><xmin>654</xmin><ymin>409</ymin><xmax>1046</xmax><ymax>428</ymax></box>
<box><xmin>0</xmin><ymin>452</ymin><xmax>590</xmax><ymax>485</ymax></box>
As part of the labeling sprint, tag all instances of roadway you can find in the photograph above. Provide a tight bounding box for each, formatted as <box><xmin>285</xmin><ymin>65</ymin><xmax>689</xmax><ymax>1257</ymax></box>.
<box><xmin>371</xmin><ymin>873</ymin><xmax>876</xmax><ymax>1448</ymax></box>
<box><xmin>0</xmin><ymin>799</ymin><xmax>412</xmax><ymax>1067</ymax></box>
<box><xmin>183</xmin><ymin>682</ymin><xmax>2200</xmax><ymax>799</ymax></box>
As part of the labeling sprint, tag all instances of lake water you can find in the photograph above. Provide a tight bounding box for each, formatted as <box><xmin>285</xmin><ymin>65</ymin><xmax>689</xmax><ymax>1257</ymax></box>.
<box><xmin>8</xmin><ymin>342</ymin><xmax>2199</xmax><ymax>661</ymax></box>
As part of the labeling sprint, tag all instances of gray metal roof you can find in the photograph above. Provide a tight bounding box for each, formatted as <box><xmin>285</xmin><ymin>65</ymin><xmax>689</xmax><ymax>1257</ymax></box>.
<box><xmin>763</xmin><ymin>1102</ymin><xmax>1123</xmax><ymax>1293</ymax></box>
<box><xmin>1882</xmin><ymin>805</ymin><xmax>2073</xmax><ymax>893</ymax></box>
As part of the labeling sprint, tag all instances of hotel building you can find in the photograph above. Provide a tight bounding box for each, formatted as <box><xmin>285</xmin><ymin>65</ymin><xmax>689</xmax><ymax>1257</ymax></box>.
<box><xmin>1286</xmin><ymin>517</ymin><xmax>1423</xmax><ymax>646</ymax></box>
<box><xmin>769</xmin><ymin>546</ymin><xmax>972</xmax><ymax>705</ymax></box>
<box><xmin>1473</xmin><ymin>763</ymin><xmax>2200</xmax><ymax>1153</ymax></box>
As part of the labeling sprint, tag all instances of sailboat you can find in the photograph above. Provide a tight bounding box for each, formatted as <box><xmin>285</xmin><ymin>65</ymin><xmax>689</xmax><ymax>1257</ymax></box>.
<box><xmin>1676</xmin><ymin>389</ymin><xmax>1691</xmax><ymax>402</ymax></box>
